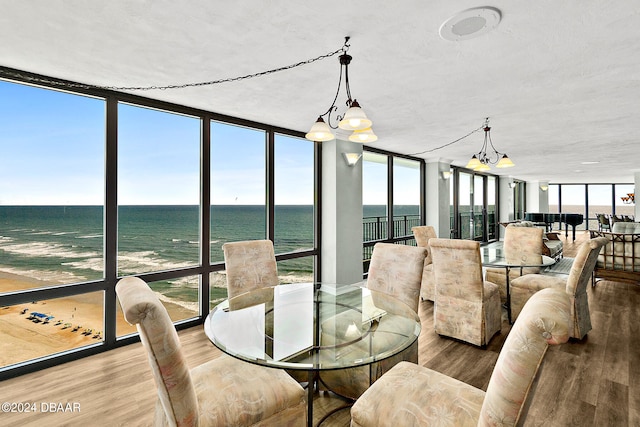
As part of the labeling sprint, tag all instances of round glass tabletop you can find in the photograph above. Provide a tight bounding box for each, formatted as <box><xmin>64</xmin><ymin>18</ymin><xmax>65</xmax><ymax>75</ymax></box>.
<box><xmin>204</xmin><ymin>282</ymin><xmax>421</xmax><ymax>371</ymax></box>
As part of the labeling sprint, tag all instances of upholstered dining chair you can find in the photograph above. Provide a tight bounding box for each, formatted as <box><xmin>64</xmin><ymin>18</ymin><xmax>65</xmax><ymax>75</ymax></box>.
<box><xmin>429</xmin><ymin>238</ymin><xmax>502</xmax><ymax>347</ymax></box>
<box><xmin>411</xmin><ymin>225</ymin><xmax>437</xmax><ymax>301</ymax></box>
<box><xmin>116</xmin><ymin>276</ymin><xmax>306</xmax><ymax>427</ymax></box>
<box><xmin>510</xmin><ymin>236</ymin><xmax>608</xmax><ymax>339</ymax></box>
<box><xmin>350</xmin><ymin>287</ymin><xmax>572</xmax><ymax>427</ymax></box>
<box><xmin>319</xmin><ymin>242</ymin><xmax>427</xmax><ymax>399</ymax></box>
<box><xmin>485</xmin><ymin>224</ymin><xmax>545</xmax><ymax>302</ymax></box>
<box><xmin>222</xmin><ymin>239</ymin><xmax>279</xmax><ymax>299</ymax></box>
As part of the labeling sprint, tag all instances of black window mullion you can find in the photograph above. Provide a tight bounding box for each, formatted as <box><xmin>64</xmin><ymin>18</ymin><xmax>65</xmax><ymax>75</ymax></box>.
<box><xmin>104</xmin><ymin>95</ymin><xmax>118</xmax><ymax>345</ymax></box>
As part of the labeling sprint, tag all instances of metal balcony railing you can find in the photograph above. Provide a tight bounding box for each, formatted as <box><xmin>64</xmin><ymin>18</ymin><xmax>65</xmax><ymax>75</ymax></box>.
<box><xmin>362</xmin><ymin>214</ymin><xmax>420</xmax><ymax>269</ymax></box>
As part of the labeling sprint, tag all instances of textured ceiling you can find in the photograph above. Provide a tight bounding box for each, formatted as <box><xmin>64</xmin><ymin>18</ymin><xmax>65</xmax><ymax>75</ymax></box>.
<box><xmin>1</xmin><ymin>1</ymin><xmax>639</xmax><ymax>183</ymax></box>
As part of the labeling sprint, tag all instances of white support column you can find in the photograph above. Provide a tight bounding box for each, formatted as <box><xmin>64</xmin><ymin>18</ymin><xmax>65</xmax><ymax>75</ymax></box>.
<box><xmin>321</xmin><ymin>138</ymin><xmax>363</xmax><ymax>285</ymax></box>
<box><xmin>425</xmin><ymin>160</ymin><xmax>451</xmax><ymax>238</ymax></box>
<box><xmin>526</xmin><ymin>180</ymin><xmax>549</xmax><ymax>213</ymax></box>
<box><xmin>498</xmin><ymin>177</ymin><xmax>515</xmax><ymax>239</ymax></box>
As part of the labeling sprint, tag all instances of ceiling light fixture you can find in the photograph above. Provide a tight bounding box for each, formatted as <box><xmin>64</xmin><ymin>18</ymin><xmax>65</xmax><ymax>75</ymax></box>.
<box><xmin>465</xmin><ymin>118</ymin><xmax>514</xmax><ymax>171</ymax></box>
<box><xmin>621</xmin><ymin>193</ymin><xmax>635</xmax><ymax>204</ymax></box>
<box><xmin>305</xmin><ymin>37</ymin><xmax>376</xmax><ymax>143</ymax></box>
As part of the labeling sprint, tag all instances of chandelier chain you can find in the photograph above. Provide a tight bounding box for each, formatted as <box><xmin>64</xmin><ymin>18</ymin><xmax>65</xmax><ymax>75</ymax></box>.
<box><xmin>1</xmin><ymin>44</ymin><xmax>347</xmax><ymax>92</ymax></box>
<box><xmin>407</xmin><ymin>123</ymin><xmax>485</xmax><ymax>156</ymax></box>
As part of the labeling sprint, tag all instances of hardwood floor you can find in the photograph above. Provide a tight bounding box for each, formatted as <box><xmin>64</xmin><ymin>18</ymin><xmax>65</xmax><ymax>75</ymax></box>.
<box><xmin>0</xmin><ymin>231</ymin><xmax>637</xmax><ymax>426</ymax></box>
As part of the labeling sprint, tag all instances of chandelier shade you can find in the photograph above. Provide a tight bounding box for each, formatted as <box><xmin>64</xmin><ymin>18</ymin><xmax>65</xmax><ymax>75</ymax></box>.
<box><xmin>305</xmin><ymin>117</ymin><xmax>335</xmax><ymax>142</ymax></box>
<box><xmin>338</xmin><ymin>100</ymin><xmax>372</xmax><ymax>131</ymax></box>
<box><xmin>348</xmin><ymin>127</ymin><xmax>378</xmax><ymax>143</ymax></box>
<box><xmin>305</xmin><ymin>37</ymin><xmax>376</xmax><ymax>143</ymax></box>
<box><xmin>465</xmin><ymin>155</ymin><xmax>481</xmax><ymax>169</ymax></box>
<box><xmin>496</xmin><ymin>154</ymin><xmax>515</xmax><ymax>168</ymax></box>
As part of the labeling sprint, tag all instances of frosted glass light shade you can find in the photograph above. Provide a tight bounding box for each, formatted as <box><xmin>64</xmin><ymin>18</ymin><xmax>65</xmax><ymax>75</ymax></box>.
<box><xmin>305</xmin><ymin>117</ymin><xmax>335</xmax><ymax>141</ymax></box>
<box><xmin>475</xmin><ymin>163</ymin><xmax>491</xmax><ymax>172</ymax></box>
<box><xmin>338</xmin><ymin>100</ymin><xmax>372</xmax><ymax>130</ymax></box>
<box><xmin>348</xmin><ymin>127</ymin><xmax>378</xmax><ymax>143</ymax></box>
<box><xmin>465</xmin><ymin>155</ymin><xmax>481</xmax><ymax>169</ymax></box>
<box><xmin>496</xmin><ymin>154</ymin><xmax>515</xmax><ymax>168</ymax></box>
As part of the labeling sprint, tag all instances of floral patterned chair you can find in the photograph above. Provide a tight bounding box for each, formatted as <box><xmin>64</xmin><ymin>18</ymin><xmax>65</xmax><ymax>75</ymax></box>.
<box><xmin>223</xmin><ymin>239</ymin><xmax>279</xmax><ymax>299</ymax></box>
<box><xmin>429</xmin><ymin>238</ymin><xmax>502</xmax><ymax>347</ymax></box>
<box><xmin>411</xmin><ymin>225</ymin><xmax>438</xmax><ymax>301</ymax></box>
<box><xmin>510</xmin><ymin>236</ymin><xmax>608</xmax><ymax>339</ymax></box>
<box><xmin>350</xmin><ymin>287</ymin><xmax>571</xmax><ymax>427</ymax></box>
<box><xmin>485</xmin><ymin>225</ymin><xmax>545</xmax><ymax>303</ymax></box>
<box><xmin>319</xmin><ymin>242</ymin><xmax>427</xmax><ymax>399</ymax></box>
<box><xmin>116</xmin><ymin>276</ymin><xmax>306</xmax><ymax>427</ymax></box>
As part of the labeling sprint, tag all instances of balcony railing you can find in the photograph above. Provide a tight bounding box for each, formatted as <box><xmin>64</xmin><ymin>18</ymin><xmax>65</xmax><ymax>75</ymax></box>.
<box><xmin>362</xmin><ymin>214</ymin><xmax>420</xmax><ymax>270</ymax></box>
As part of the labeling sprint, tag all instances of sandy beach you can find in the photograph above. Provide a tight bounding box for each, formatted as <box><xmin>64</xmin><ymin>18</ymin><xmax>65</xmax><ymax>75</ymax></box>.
<box><xmin>0</xmin><ymin>271</ymin><xmax>200</xmax><ymax>367</ymax></box>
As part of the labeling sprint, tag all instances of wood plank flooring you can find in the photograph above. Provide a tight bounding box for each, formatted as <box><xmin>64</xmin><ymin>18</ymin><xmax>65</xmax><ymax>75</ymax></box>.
<box><xmin>0</xmin><ymin>231</ymin><xmax>637</xmax><ymax>426</ymax></box>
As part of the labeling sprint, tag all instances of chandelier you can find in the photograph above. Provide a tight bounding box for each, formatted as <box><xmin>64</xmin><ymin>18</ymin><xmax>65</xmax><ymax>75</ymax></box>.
<box><xmin>621</xmin><ymin>193</ymin><xmax>635</xmax><ymax>204</ymax></box>
<box><xmin>305</xmin><ymin>37</ymin><xmax>377</xmax><ymax>143</ymax></box>
<box><xmin>465</xmin><ymin>118</ymin><xmax>514</xmax><ymax>171</ymax></box>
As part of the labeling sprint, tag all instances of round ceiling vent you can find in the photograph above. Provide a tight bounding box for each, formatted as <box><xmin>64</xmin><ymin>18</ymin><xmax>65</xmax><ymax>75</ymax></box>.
<box><xmin>439</xmin><ymin>7</ymin><xmax>502</xmax><ymax>41</ymax></box>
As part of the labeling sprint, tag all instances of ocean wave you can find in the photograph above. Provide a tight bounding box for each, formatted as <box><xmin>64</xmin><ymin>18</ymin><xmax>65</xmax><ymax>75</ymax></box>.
<box><xmin>61</xmin><ymin>258</ymin><xmax>104</xmax><ymax>273</ymax></box>
<box><xmin>155</xmin><ymin>292</ymin><xmax>199</xmax><ymax>313</ymax></box>
<box><xmin>118</xmin><ymin>250</ymin><xmax>197</xmax><ymax>273</ymax></box>
<box><xmin>0</xmin><ymin>242</ymin><xmax>101</xmax><ymax>259</ymax></box>
<box><xmin>0</xmin><ymin>266</ymin><xmax>87</xmax><ymax>285</ymax></box>
<box><xmin>77</xmin><ymin>234</ymin><xmax>103</xmax><ymax>239</ymax></box>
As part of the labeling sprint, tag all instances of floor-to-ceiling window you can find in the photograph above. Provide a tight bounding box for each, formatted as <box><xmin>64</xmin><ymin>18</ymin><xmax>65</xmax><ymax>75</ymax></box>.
<box><xmin>0</xmin><ymin>80</ymin><xmax>107</xmax><ymax>367</ymax></box>
<box><xmin>362</xmin><ymin>148</ymin><xmax>424</xmax><ymax>271</ymax></box>
<box><xmin>549</xmin><ymin>183</ymin><xmax>634</xmax><ymax>231</ymax></box>
<box><xmin>452</xmin><ymin>169</ymin><xmax>498</xmax><ymax>242</ymax></box>
<box><xmin>393</xmin><ymin>157</ymin><xmax>421</xmax><ymax>238</ymax></box>
<box><xmin>0</xmin><ymin>73</ymin><xmax>319</xmax><ymax>379</ymax></box>
<box><xmin>117</xmin><ymin>104</ymin><xmax>201</xmax><ymax>335</ymax></box>
<box><xmin>273</xmin><ymin>133</ymin><xmax>315</xmax><ymax>284</ymax></box>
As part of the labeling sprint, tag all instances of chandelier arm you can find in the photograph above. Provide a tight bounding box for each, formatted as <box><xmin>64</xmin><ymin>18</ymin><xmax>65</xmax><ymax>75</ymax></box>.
<box><xmin>486</xmin><ymin>132</ymin><xmax>501</xmax><ymax>163</ymax></box>
<box><xmin>319</xmin><ymin>63</ymin><xmax>345</xmax><ymax>128</ymax></box>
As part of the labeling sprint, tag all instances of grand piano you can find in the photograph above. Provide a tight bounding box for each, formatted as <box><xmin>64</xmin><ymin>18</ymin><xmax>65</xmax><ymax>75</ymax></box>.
<box><xmin>524</xmin><ymin>212</ymin><xmax>584</xmax><ymax>241</ymax></box>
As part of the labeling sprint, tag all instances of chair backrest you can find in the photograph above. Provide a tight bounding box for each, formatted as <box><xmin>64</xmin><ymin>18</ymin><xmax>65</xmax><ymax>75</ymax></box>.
<box><xmin>504</xmin><ymin>225</ymin><xmax>544</xmax><ymax>265</ymax></box>
<box><xmin>565</xmin><ymin>237</ymin><xmax>609</xmax><ymax>296</ymax></box>
<box><xmin>479</xmin><ymin>288</ymin><xmax>571</xmax><ymax>426</ymax></box>
<box><xmin>116</xmin><ymin>277</ymin><xmax>198</xmax><ymax>427</ymax></box>
<box><xmin>428</xmin><ymin>238</ymin><xmax>484</xmax><ymax>301</ymax></box>
<box><xmin>367</xmin><ymin>242</ymin><xmax>427</xmax><ymax>313</ymax></box>
<box><xmin>223</xmin><ymin>239</ymin><xmax>279</xmax><ymax>299</ymax></box>
<box><xmin>411</xmin><ymin>225</ymin><xmax>437</xmax><ymax>264</ymax></box>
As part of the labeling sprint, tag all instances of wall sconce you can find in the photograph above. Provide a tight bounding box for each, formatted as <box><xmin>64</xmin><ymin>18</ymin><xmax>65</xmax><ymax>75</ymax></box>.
<box><xmin>508</xmin><ymin>182</ymin><xmax>516</xmax><ymax>189</ymax></box>
<box><xmin>343</xmin><ymin>152</ymin><xmax>362</xmax><ymax>166</ymax></box>
<box><xmin>440</xmin><ymin>171</ymin><xmax>451</xmax><ymax>180</ymax></box>
<box><xmin>540</xmin><ymin>184</ymin><xmax>549</xmax><ymax>191</ymax></box>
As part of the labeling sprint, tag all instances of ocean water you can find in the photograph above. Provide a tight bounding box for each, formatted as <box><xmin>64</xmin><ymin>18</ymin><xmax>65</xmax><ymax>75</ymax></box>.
<box><xmin>0</xmin><ymin>205</ymin><xmax>417</xmax><ymax>305</ymax></box>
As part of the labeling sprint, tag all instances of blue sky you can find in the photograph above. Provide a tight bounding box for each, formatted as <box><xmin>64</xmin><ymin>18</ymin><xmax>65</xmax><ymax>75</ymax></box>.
<box><xmin>1</xmin><ymin>78</ymin><xmax>422</xmax><ymax>207</ymax></box>
<box><xmin>1</xmin><ymin>79</ymin><xmax>315</xmax><ymax>205</ymax></box>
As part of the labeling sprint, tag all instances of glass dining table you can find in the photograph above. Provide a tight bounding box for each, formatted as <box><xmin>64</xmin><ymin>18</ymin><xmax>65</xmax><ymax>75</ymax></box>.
<box><xmin>204</xmin><ymin>281</ymin><xmax>421</xmax><ymax>427</ymax></box>
<box><xmin>481</xmin><ymin>241</ymin><xmax>556</xmax><ymax>324</ymax></box>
